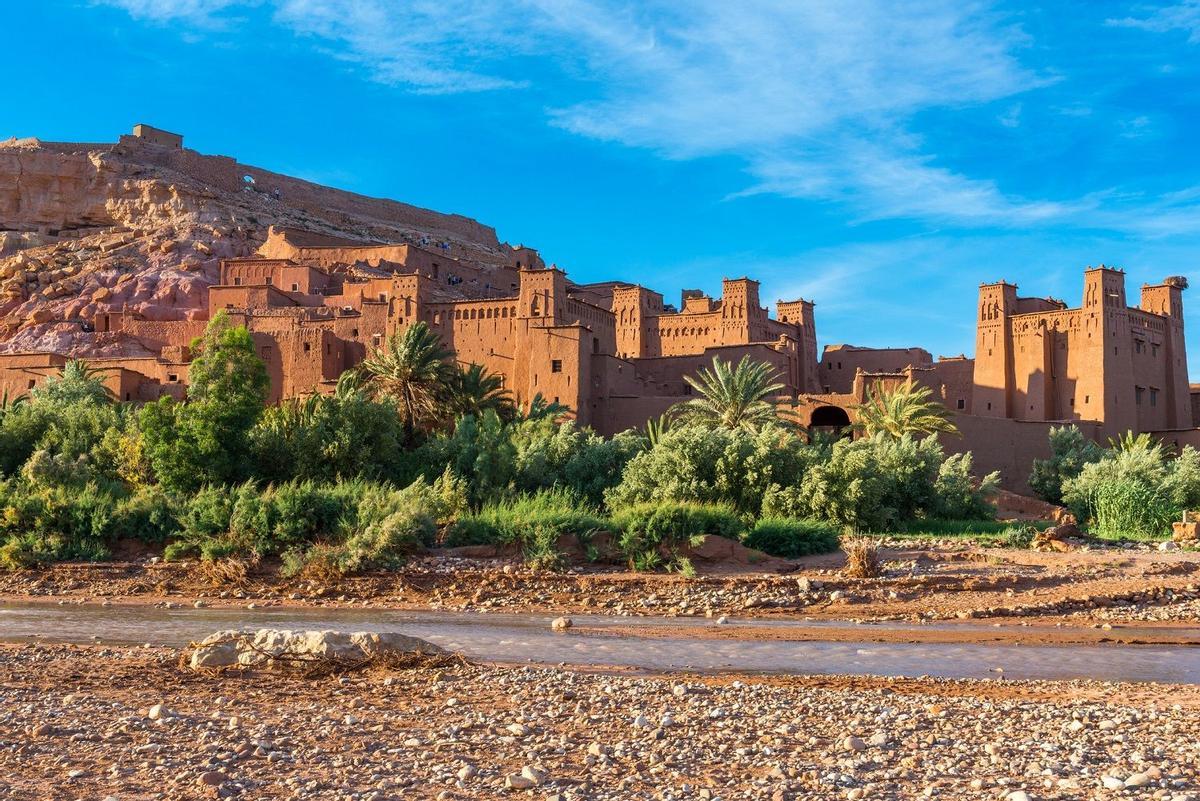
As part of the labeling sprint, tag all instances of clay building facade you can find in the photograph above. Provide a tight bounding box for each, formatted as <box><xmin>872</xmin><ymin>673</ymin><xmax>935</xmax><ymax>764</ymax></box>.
<box><xmin>0</xmin><ymin>227</ymin><xmax>1192</xmax><ymax>491</ymax></box>
<box><xmin>973</xmin><ymin>267</ymin><xmax>1190</xmax><ymax>436</ymax></box>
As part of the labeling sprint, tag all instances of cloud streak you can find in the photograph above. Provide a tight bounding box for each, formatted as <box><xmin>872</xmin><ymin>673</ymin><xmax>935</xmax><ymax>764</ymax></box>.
<box><xmin>1107</xmin><ymin>2</ymin><xmax>1200</xmax><ymax>44</ymax></box>
<box><xmin>99</xmin><ymin>0</ymin><xmax>1200</xmax><ymax>236</ymax></box>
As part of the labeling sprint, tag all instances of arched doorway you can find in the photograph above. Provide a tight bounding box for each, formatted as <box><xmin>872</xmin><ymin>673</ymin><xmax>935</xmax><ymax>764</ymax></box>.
<box><xmin>809</xmin><ymin>405</ymin><xmax>852</xmax><ymax>439</ymax></box>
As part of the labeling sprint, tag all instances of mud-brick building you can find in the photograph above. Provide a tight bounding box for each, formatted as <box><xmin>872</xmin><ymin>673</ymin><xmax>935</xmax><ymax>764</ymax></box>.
<box><xmin>0</xmin><ymin>231</ymin><xmax>820</xmax><ymax>433</ymax></box>
<box><xmin>0</xmin><ymin>225</ymin><xmax>1194</xmax><ymax>492</ymax></box>
<box><xmin>973</xmin><ymin>267</ymin><xmax>1191</xmax><ymax>436</ymax></box>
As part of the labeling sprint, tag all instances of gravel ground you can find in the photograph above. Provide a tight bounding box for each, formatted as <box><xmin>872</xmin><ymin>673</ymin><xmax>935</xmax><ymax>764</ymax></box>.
<box><xmin>2</xmin><ymin>643</ymin><xmax>1198</xmax><ymax>801</ymax></box>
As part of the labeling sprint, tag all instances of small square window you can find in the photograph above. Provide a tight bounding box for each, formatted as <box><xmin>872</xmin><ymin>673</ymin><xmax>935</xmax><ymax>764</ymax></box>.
<box><xmin>352</xmin><ymin>328</ymin><xmax>359</xmax><ymax>337</ymax></box>
<box><xmin>551</xmin><ymin>359</ymin><xmax>563</xmax><ymax>373</ymax></box>
<box><xmin>168</xmin><ymin>374</ymin><xmax>178</xmax><ymax>382</ymax></box>
<box><xmin>303</xmin><ymin>343</ymin><xmax>311</xmax><ymax>353</ymax></box>
<box><xmin>265</xmin><ymin>277</ymin><xmax>273</xmax><ymax>286</ymax></box>
<box><xmin>956</xmin><ymin>399</ymin><xmax>965</xmax><ymax>410</ymax></box>
<box><xmin>234</xmin><ymin>277</ymin><xmax>242</xmax><ymax>286</ymax></box>
<box><xmin>291</xmin><ymin>283</ymin><xmax>299</xmax><ymax>292</ymax></box>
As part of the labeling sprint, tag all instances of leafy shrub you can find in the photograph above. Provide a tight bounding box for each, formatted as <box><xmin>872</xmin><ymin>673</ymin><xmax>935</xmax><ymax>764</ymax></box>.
<box><xmin>931</xmin><ymin>452</ymin><xmax>999</xmax><ymax>520</ymax></box>
<box><xmin>611</xmin><ymin>501</ymin><xmax>743</xmax><ymax>572</ymax></box>
<box><xmin>1029</xmin><ymin>425</ymin><xmax>1104</xmax><ymax>504</ymax></box>
<box><xmin>110</xmin><ymin>485</ymin><xmax>180</xmax><ymax>544</ymax></box>
<box><xmin>765</xmin><ymin>433</ymin><xmax>943</xmax><ymax>530</ymax></box>
<box><xmin>742</xmin><ymin>517</ymin><xmax>840</xmax><ymax>558</ymax></box>
<box><xmin>424</xmin><ymin>412</ymin><xmax>641</xmax><ymax>508</ymax></box>
<box><xmin>999</xmin><ymin>524</ymin><xmax>1038</xmax><ymax>549</ymax></box>
<box><xmin>336</xmin><ymin>481</ymin><xmax>437</xmax><ymax>572</ymax></box>
<box><xmin>0</xmin><ymin>481</ymin><xmax>119</xmax><ymax>568</ymax></box>
<box><xmin>606</xmin><ymin>424</ymin><xmax>815</xmax><ymax>517</ymax></box>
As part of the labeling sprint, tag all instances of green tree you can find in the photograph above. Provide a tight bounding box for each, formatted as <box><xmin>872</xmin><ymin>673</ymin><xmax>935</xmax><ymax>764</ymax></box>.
<box><xmin>446</xmin><ymin>363</ymin><xmax>514</xmax><ymax>421</ymax></box>
<box><xmin>852</xmin><ymin>380</ymin><xmax>957</xmax><ymax>439</ymax></box>
<box><xmin>672</xmin><ymin>356</ymin><xmax>787</xmax><ymax>433</ymax></box>
<box><xmin>140</xmin><ymin>313</ymin><xmax>269</xmax><ymax>492</ymax></box>
<box><xmin>359</xmin><ymin>322</ymin><xmax>453</xmax><ymax>437</ymax></box>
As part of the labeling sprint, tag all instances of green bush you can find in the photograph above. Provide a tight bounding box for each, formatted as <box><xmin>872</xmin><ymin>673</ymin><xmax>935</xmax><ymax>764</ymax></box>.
<box><xmin>0</xmin><ymin>480</ymin><xmax>119</xmax><ymax>568</ymax></box>
<box><xmin>742</xmin><ymin>517</ymin><xmax>840</xmax><ymax>558</ymax></box>
<box><xmin>110</xmin><ymin>485</ymin><xmax>180</xmax><ymax>544</ymax></box>
<box><xmin>423</xmin><ymin>412</ymin><xmax>641</xmax><ymax>508</ymax></box>
<box><xmin>336</xmin><ymin>481</ymin><xmax>437</xmax><ymax>572</ymax></box>
<box><xmin>611</xmin><ymin>501</ymin><xmax>744</xmax><ymax>572</ymax></box>
<box><xmin>764</xmin><ymin>433</ymin><xmax>943</xmax><ymax>530</ymax></box>
<box><xmin>931</xmin><ymin>452</ymin><xmax>999</xmax><ymax>520</ymax></box>
<box><xmin>1029</xmin><ymin>425</ymin><xmax>1104</xmax><ymax>504</ymax></box>
<box><xmin>1062</xmin><ymin>440</ymin><xmax>1182</xmax><ymax>540</ymax></box>
<box><xmin>606</xmin><ymin>424</ymin><xmax>815</xmax><ymax>517</ymax></box>
<box><xmin>1090</xmin><ymin>480</ymin><xmax>1176</xmax><ymax>541</ymax></box>
<box><xmin>445</xmin><ymin>489</ymin><xmax>608</xmax><ymax>567</ymax></box>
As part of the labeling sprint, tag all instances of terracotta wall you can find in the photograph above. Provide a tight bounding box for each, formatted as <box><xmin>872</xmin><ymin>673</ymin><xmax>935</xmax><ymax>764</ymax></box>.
<box><xmin>818</xmin><ymin>345</ymin><xmax>933</xmax><ymax>394</ymax></box>
<box><xmin>939</xmin><ymin>415</ymin><xmax>1103</xmax><ymax>494</ymax></box>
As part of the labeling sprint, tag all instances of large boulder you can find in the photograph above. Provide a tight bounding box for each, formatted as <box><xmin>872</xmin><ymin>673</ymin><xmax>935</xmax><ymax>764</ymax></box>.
<box><xmin>188</xmin><ymin>628</ymin><xmax>444</xmax><ymax>670</ymax></box>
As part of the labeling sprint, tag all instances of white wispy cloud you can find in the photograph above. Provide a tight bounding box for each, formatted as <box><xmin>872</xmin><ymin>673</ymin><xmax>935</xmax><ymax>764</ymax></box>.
<box><xmin>98</xmin><ymin>0</ymin><xmax>1200</xmax><ymax>235</ymax></box>
<box><xmin>1107</xmin><ymin>2</ymin><xmax>1200</xmax><ymax>43</ymax></box>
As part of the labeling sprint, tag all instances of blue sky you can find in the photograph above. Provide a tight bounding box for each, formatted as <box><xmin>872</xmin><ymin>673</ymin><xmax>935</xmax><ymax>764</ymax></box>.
<box><xmin>4</xmin><ymin>1</ymin><xmax>1200</xmax><ymax>371</ymax></box>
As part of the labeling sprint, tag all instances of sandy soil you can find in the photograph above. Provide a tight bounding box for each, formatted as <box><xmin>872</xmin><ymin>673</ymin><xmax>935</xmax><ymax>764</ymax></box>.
<box><xmin>1</xmin><ymin>643</ymin><xmax>1197</xmax><ymax>800</ymax></box>
<box><xmin>1</xmin><ymin>542</ymin><xmax>1197</xmax><ymax>636</ymax></box>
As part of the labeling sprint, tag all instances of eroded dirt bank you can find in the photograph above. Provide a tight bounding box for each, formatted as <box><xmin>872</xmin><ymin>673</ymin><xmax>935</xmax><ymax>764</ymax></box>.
<box><xmin>2</xmin><ymin>543</ymin><xmax>1199</xmax><ymax>634</ymax></box>
<box><xmin>1</xmin><ymin>643</ymin><xmax>1197</xmax><ymax>800</ymax></box>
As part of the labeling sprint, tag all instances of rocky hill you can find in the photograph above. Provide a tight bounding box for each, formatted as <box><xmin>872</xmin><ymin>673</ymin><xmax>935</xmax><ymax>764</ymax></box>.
<box><xmin>0</xmin><ymin>127</ymin><xmax>527</xmax><ymax>357</ymax></box>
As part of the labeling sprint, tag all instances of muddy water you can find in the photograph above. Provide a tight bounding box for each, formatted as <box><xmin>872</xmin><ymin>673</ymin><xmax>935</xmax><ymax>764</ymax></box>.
<box><xmin>2</xmin><ymin>601</ymin><xmax>1198</xmax><ymax>683</ymax></box>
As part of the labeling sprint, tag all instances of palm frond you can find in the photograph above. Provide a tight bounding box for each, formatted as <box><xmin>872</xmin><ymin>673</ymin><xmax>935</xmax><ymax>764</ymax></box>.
<box><xmin>852</xmin><ymin>379</ymin><xmax>957</xmax><ymax>439</ymax></box>
<box><xmin>670</xmin><ymin>356</ymin><xmax>788</xmax><ymax>432</ymax></box>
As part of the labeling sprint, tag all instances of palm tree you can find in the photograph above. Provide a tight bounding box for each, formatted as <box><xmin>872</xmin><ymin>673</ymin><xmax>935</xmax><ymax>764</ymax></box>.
<box><xmin>1108</xmin><ymin>430</ymin><xmax>1156</xmax><ymax>453</ymax></box>
<box><xmin>852</xmin><ymin>379</ymin><xmax>957</xmax><ymax>439</ymax></box>
<box><xmin>33</xmin><ymin>359</ymin><xmax>114</xmax><ymax>405</ymax></box>
<box><xmin>358</xmin><ymin>322</ymin><xmax>453</xmax><ymax>434</ymax></box>
<box><xmin>672</xmin><ymin>356</ymin><xmax>787</xmax><ymax>432</ymax></box>
<box><xmin>446</xmin><ymin>363</ymin><xmax>515</xmax><ymax>420</ymax></box>
<box><xmin>332</xmin><ymin>368</ymin><xmax>369</xmax><ymax>402</ymax></box>
<box><xmin>521</xmin><ymin>392</ymin><xmax>571</xmax><ymax>422</ymax></box>
<box><xmin>0</xmin><ymin>389</ymin><xmax>28</xmax><ymax>421</ymax></box>
<box><xmin>644</xmin><ymin>412</ymin><xmax>674</xmax><ymax>447</ymax></box>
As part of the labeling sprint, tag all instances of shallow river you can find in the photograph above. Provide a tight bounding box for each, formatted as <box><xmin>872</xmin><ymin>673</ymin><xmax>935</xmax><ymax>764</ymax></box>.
<box><xmin>2</xmin><ymin>601</ymin><xmax>1198</xmax><ymax>684</ymax></box>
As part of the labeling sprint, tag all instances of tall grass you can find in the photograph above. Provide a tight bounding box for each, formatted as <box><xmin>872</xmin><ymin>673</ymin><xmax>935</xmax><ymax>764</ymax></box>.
<box><xmin>444</xmin><ymin>488</ymin><xmax>607</xmax><ymax>569</ymax></box>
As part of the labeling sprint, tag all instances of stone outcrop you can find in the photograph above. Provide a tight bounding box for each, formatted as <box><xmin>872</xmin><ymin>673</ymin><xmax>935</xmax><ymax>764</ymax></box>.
<box><xmin>0</xmin><ymin>130</ymin><xmax>526</xmax><ymax>356</ymax></box>
<box><xmin>187</xmin><ymin>628</ymin><xmax>445</xmax><ymax>670</ymax></box>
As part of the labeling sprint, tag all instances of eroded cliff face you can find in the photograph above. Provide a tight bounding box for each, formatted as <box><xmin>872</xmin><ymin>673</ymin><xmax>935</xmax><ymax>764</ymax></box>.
<box><xmin>0</xmin><ymin>134</ymin><xmax>515</xmax><ymax>357</ymax></box>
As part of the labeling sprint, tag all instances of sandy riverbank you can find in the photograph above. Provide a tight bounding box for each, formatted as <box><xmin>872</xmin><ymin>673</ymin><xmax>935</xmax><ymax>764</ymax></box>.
<box><xmin>1</xmin><ymin>643</ymin><xmax>1197</xmax><ymax>800</ymax></box>
<box><xmin>1</xmin><ymin>542</ymin><xmax>1198</xmax><ymax>632</ymax></box>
